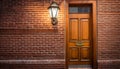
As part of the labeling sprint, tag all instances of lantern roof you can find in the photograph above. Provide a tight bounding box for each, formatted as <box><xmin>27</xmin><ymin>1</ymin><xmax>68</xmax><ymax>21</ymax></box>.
<box><xmin>48</xmin><ymin>1</ymin><xmax>60</xmax><ymax>9</ymax></box>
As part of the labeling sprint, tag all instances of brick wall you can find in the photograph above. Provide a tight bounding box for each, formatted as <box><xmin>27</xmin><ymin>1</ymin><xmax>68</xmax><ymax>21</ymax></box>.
<box><xmin>0</xmin><ymin>0</ymin><xmax>120</xmax><ymax>69</ymax></box>
<box><xmin>98</xmin><ymin>0</ymin><xmax>120</xmax><ymax>69</ymax></box>
<box><xmin>0</xmin><ymin>0</ymin><xmax>65</xmax><ymax>69</ymax></box>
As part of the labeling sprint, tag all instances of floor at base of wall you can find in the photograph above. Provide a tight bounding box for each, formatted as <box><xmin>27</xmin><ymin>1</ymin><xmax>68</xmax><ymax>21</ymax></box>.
<box><xmin>0</xmin><ymin>64</ymin><xmax>65</xmax><ymax>69</ymax></box>
<box><xmin>69</xmin><ymin>65</ymin><xmax>92</xmax><ymax>69</ymax></box>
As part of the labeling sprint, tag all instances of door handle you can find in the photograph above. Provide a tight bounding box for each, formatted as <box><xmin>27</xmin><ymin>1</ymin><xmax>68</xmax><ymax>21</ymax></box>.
<box><xmin>76</xmin><ymin>42</ymin><xmax>83</xmax><ymax>46</ymax></box>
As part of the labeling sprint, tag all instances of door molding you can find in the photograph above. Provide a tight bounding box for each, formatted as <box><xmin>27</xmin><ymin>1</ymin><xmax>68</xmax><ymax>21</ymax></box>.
<box><xmin>65</xmin><ymin>0</ymin><xmax>97</xmax><ymax>69</ymax></box>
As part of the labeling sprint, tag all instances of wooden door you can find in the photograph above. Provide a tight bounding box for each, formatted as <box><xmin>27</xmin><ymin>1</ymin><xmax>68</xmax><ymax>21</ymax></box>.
<box><xmin>67</xmin><ymin>5</ymin><xmax>92</xmax><ymax>65</ymax></box>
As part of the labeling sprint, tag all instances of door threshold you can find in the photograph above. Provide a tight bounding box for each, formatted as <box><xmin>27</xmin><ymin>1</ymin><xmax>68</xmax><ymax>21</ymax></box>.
<box><xmin>68</xmin><ymin>65</ymin><xmax>92</xmax><ymax>69</ymax></box>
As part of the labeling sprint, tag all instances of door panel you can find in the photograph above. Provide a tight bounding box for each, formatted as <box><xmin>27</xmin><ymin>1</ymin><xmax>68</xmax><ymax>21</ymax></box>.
<box><xmin>80</xmin><ymin>47</ymin><xmax>90</xmax><ymax>61</ymax></box>
<box><xmin>69</xmin><ymin>19</ymin><xmax>79</xmax><ymax>41</ymax></box>
<box><xmin>69</xmin><ymin>47</ymin><xmax>79</xmax><ymax>61</ymax></box>
<box><xmin>81</xmin><ymin>19</ymin><xmax>89</xmax><ymax>40</ymax></box>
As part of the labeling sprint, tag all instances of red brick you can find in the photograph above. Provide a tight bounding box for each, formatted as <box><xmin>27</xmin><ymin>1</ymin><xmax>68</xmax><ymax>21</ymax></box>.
<box><xmin>0</xmin><ymin>0</ymin><xmax>65</xmax><ymax>69</ymax></box>
<box><xmin>98</xmin><ymin>0</ymin><xmax>120</xmax><ymax>69</ymax></box>
<box><xmin>0</xmin><ymin>0</ymin><xmax>120</xmax><ymax>69</ymax></box>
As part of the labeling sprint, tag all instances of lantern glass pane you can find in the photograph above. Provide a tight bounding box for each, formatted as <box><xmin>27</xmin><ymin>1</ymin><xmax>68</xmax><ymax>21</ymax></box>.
<box><xmin>49</xmin><ymin>8</ymin><xmax>52</xmax><ymax>17</ymax></box>
<box><xmin>49</xmin><ymin>8</ymin><xmax>58</xmax><ymax>18</ymax></box>
<box><xmin>52</xmin><ymin>8</ymin><xmax>58</xmax><ymax>18</ymax></box>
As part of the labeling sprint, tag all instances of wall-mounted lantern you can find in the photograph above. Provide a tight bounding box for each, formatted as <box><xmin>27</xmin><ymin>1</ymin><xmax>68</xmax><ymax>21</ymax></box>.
<box><xmin>48</xmin><ymin>1</ymin><xmax>60</xmax><ymax>25</ymax></box>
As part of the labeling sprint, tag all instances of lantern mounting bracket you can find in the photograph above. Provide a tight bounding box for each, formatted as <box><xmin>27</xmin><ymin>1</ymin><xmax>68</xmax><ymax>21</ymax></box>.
<box><xmin>51</xmin><ymin>18</ymin><xmax>58</xmax><ymax>25</ymax></box>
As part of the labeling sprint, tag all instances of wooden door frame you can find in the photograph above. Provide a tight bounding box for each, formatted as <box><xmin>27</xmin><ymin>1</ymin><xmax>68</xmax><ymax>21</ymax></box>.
<box><xmin>65</xmin><ymin>0</ymin><xmax>97</xmax><ymax>69</ymax></box>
